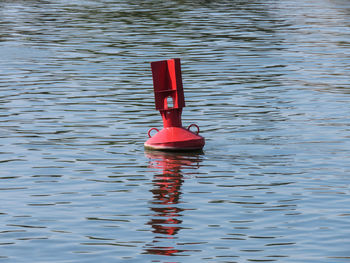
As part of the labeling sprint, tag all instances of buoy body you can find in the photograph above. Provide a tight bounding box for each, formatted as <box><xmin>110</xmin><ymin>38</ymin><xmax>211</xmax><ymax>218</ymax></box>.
<box><xmin>145</xmin><ymin>126</ymin><xmax>204</xmax><ymax>151</ymax></box>
<box><xmin>145</xmin><ymin>58</ymin><xmax>205</xmax><ymax>151</ymax></box>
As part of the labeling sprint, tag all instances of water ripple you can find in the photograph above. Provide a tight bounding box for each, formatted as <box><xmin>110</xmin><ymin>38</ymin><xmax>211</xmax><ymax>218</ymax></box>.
<box><xmin>1</xmin><ymin>0</ymin><xmax>350</xmax><ymax>262</ymax></box>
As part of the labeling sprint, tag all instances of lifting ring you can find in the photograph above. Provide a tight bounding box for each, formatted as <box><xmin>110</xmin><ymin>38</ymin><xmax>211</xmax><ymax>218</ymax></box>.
<box><xmin>147</xmin><ymin>127</ymin><xmax>159</xmax><ymax>138</ymax></box>
<box><xmin>187</xmin><ymin>123</ymin><xmax>200</xmax><ymax>135</ymax></box>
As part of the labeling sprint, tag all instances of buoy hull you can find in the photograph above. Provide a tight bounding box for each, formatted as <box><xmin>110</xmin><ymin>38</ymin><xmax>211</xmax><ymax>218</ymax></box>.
<box><xmin>144</xmin><ymin>127</ymin><xmax>205</xmax><ymax>151</ymax></box>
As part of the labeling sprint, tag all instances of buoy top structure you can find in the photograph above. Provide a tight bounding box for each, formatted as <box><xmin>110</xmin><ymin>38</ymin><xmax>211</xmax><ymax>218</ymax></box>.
<box><xmin>144</xmin><ymin>58</ymin><xmax>205</xmax><ymax>151</ymax></box>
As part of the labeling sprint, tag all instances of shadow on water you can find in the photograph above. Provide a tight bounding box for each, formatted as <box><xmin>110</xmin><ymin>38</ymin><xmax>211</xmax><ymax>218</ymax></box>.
<box><xmin>143</xmin><ymin>150</ymin><xmax>203</xmax><ymax>257</ymax></box>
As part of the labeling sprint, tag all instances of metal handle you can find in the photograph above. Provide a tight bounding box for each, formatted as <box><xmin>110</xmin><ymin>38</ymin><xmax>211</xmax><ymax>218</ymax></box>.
<box><xmin>187</xmin><ymin>124</ymin><xmax>200</xmax><ymax>135</ymax></box>
<box><xmin>147</xmin><ymin>127</ymin><xmax>159</xmax><ymax>138</ymax></box>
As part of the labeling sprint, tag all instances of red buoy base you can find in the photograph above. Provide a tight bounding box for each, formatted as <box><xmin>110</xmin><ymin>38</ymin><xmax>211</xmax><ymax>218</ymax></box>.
<box><xmin>144</xmin><ymin>127</ymin><xmax>205</xmax><ymax>151</ymax></box>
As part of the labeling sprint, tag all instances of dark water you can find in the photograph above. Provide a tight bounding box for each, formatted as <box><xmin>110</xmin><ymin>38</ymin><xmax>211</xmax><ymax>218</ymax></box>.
<box><xmin>1</xmin><ymin>0</ymin><xmax>350</xmax><ymax>262</ymax></box>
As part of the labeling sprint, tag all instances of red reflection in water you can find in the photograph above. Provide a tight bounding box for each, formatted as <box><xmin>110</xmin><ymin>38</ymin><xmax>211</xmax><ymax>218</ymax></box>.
<box><xmin>144</xmin><ymin>151</ymin><xmax>202</xmax><ymax>257</ymax></box>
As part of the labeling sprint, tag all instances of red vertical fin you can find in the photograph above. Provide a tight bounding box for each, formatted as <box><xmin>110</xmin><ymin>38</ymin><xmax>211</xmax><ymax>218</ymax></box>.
<box><xmin>151</xmin><ymin>58</ymin><xmax>185</xmax><ymax>111</ymax></box>
<box><xmin>167</xmin><ymin>58</ymin><xmax>185</xmax><ymax>108</ymax></box>
<box><xmin>151</xmin><ymin>60</ymin><xmax>168</xmax><ymax>111</ymax></box>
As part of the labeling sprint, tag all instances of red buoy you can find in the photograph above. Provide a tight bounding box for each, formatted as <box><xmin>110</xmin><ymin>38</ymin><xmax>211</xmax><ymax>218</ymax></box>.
<box><xmin>144</xmin><ymin>58</ymin><xmax>205</xmax><ymax>151</ymax></box>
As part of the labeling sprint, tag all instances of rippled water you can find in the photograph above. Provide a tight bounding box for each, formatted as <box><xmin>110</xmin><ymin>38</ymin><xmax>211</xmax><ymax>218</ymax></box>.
<box><xmin>1</xmin><ymin>0</ymin><xmax>350</xmax><ymax>262</ymax></box>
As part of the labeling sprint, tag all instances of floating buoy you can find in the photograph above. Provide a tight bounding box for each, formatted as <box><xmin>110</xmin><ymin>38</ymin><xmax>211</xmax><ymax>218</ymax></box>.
<box><xmin>144</xmin><ymin>58</ymin><xmax>205</xmax><ymax>151</ymax></box>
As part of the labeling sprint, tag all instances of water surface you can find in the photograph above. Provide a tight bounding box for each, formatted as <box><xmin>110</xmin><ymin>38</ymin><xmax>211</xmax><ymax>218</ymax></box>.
<box><xmin>1</xmin><ymin>0</ymin><xmax>350</xmax><ymax>262</ymax></box>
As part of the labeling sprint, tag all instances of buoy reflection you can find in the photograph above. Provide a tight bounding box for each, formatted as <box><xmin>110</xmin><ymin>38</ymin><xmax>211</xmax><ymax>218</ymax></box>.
<box><xmin>144</xmin><ymin>150</ymin><xmax>203</xmax><ymax>257</ymax></box>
